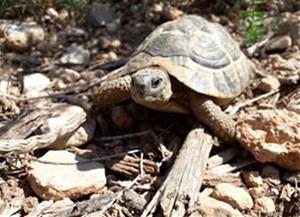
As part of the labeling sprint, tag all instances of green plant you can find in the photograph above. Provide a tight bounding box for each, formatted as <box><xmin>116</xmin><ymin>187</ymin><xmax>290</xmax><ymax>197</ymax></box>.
<box><xmin>239</xmin><ymin>0</ymin><xmax>265</xmax><ymax>46</ymax></box>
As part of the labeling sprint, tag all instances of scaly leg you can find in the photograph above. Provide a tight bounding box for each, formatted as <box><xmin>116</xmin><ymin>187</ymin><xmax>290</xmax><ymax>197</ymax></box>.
<box><xmin>92</xmin><ymin>75</ymin><xmax>131</xmax><ymax>108</ymax></box>
<box><xmin>190</xmin><ymin>93</ymin><xmax>236</xmax><ymax>143</ymax></box>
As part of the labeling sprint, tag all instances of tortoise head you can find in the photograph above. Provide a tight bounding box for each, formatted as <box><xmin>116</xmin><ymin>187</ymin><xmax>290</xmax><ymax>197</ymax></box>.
<box><xmin>131</xmin><ymin>67</ymin><xmax>172</xmax><ymax>105</ymax></box>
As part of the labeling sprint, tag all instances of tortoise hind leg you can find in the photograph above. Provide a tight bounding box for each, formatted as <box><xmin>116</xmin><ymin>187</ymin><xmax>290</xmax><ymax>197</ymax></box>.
<box><xmin>92</xmin><ymin>75</ymin><xmax>131</xmax><ymax>108</ymax></box>
<box><xmin>189</xmin><ymin>93</ymin><xmax>236</xmax><ymax>143</ymax></box>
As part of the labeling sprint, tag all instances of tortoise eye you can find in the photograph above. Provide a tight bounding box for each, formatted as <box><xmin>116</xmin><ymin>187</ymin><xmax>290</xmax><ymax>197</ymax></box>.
<box><xmin>151</xmin><ymin>78</ymin><xmax>162</xmax><ymax>88</ymax></box>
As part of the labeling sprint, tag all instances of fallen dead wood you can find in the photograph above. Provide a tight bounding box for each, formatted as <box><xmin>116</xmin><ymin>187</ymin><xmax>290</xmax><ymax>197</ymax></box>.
<box><xmin>0</xmin><ymin>103</ymin><xmax>86</xmax><ymax>153</ymax></box>
<box><xmin>0</xmin><ymin>109</ymin><xmax>49</xmax><ymax>139</ymax></box>
<box><xmin>207</xmin><ymin>147</ymin><xmax>239</xmax><ymax>170</ymax></box>
<box><xmin>26</xmin><ymin>195</ymin><xmax>115</xmax><ymax>217</ymax></box>
<box><xmin>141</xmin><ymin>125</ymin><xmax>213</xmax><ymax>217</ymax></box>
<box><xmin>203</xmin><ymin>172</ymin><xmax>245</xmax><ymax>188</ymax></box>
<box><xmin>105</xmin><ymin>154</ymin><xmax>159</xmax><ymax>178</ymax></box>
<box><xmin>122</xmin><ymin>189</ymin><xmax>147</xmax><ymax>212</ymax></box>
<box><xmin>208</xmin><ymin>159</ymin><xmax>256</xmax><ymax>175</ymax></box>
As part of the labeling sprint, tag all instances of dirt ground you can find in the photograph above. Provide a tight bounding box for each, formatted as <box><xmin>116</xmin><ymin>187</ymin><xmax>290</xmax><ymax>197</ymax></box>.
<box><xmin>0</xmin><ymin>1</ymin><xmax>299</xmax><ymax>217</ymax></box>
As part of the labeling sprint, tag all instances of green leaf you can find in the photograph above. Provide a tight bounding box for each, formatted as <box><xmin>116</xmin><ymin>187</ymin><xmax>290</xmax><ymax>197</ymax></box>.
<box><xmin>251</xmin><ymin>0</ymin><xmax>264</xmax><ymax>4</ymax></box>
<box><xmin>240</xmin><ymin>10</ymin><xmax>252</xmax><ymax>17</ymax></box>
<box><xmin>252</xmin><ymin>11</ymin><xmax>265</xmax><ymax>18</ymax></box>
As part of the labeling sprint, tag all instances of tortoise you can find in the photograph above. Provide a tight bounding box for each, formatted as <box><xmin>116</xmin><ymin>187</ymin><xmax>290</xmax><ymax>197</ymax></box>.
<box><xmin>92</xmin><ymin>15</ymin><xmax>254</xmax><ymax>143</ymax></box>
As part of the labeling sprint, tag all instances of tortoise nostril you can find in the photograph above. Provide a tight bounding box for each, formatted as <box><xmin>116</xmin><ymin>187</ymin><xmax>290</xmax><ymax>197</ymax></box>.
<box><xmin>151</xmin><ymin>78</ymin><xmax>162</xmax><ymax>88</ymax></box>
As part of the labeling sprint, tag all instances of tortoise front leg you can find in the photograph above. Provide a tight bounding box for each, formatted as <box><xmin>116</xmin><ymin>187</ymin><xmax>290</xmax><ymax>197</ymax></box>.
<box><xmin>189</xmin><ymin>93</ymin><xmax>236</xmax><ymax>143</ymax></box>
<box><xmin>92</xmin><ymin>75</ymin><xmax>131</xmax><ymax>108</ymax></box>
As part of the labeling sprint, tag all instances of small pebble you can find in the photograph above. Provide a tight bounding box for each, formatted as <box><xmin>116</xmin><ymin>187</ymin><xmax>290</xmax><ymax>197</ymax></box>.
<box><xmin>254</xmin><ymin>197</ymin><xmax>275</xmax><ymax>214</ymax></box>
<box><xmin>243</xmin><ymin>171</ymin><xmax>264</xmax><ymax>187</ymax></box>
<box><xmin>211</xmin><ymin>183</ymin><xmax>253</xmax><ymax>210</ymax></box>
<box><xmin>257</xmin><ymin>76</ymin><xmax>280</xmax><ymax>92</ymax></box>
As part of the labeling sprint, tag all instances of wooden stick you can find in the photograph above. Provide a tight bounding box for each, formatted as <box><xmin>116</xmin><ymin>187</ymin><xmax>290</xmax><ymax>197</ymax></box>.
<box><xmin>207</xmin><ymin>147</ymin><xmax>239</xmax><ymax>170</ymax></box>
<box><xmin>226</xmin><ymin>90</ymin><xmax>278</xmax><ymax>115</ymax></box>
<box><xmin>141</xmin><ymin>125</ymin><xmax>213</xmax><ymax>217</ymax></box>
<box><xmin>209</xmin><ymin>159</ymin><xmax>256</xmax><ymax>175</ymax></box>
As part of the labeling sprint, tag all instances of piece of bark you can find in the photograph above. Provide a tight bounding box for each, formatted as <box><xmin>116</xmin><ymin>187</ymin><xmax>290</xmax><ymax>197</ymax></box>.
<box><xmin>208</xmin><ymin>159</ymin><xmax>256</xmax><ymax>175</ymax></box>
<box><xmin>26</xmin><ymin>195</ymin><xmax>114</xmax><ymax>217</ymax></box>
<box><xmin>0</xmin><ymin>109</ymin><xmax>49</xmax><ymax>139</ymax></box>
<box><xmin>0</xmin><ymin>103</ymin><xmax>86</xmax><ymax>153</ymax></box>
<box><xmin>141</xmin><ymin>125</ymin><xmax>213</xmax><ymax>217</ymax></box>
<box><xmin>203</xmin><ymin>172</ymin><xmax>245</xmax><ymax>188</ymax></box>
<box><xmin>105</xmin><ymin>155</ymin><xmax>159</xmax><ymax>178</ymax></box>
<box><xmin>207</xmin><ymin>147</ymin><xmax>239</xmax><ymax>170</ymax></box>
<box><xmin>25</xmin><ymin>201</ymin><xmax>54</xmax><ymax>217</ymax></box>
<box><xmin>122</xmin><ymin>189</ymin><xmax>147</xmax><ymax>212</ymax></box>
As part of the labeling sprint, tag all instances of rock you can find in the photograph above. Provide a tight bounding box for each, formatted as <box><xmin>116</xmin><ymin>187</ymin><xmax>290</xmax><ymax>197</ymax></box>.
<box><xmin>23</xmin><ymin>73</ymin><xmax>51</xmax><ymax>95</ymax></box>
<box><xmin>47</xmin><ymin>8</ymin><xmax>59</xmax><ymax>18</ymax></box>
<box><xmin>86</xmin><ymin>3</ymin><xmax>116</xmax><ymax>27</ymax></box>
<box><xmin>254</xmin><ymin>197</ymin><xmax>275</xmax><ymax>214</ymax></box>
<box><xmin>25</xmin><ymin>25</ymin><xmax>45</xmax><ymax>44</ymax></box>
<box><xmin>110</xmin><ymin>39</ymin><xmax>121</xmax><ymax>48</ymax></box>
<box><xmin>40</xmin><ymin>104</ymin><xmax>87</xmax><ymax>149</ymax></box>
<box><xmin>211</xmin><ymin>183</ymin><xmax>253</xmax><ymax>210</ymax></box>
<box><xmin>59</xmin><ymin>46</ymin><xmax>90</xmax><ymax>66</ymax></box>
<box><xmin>264</xmin><ymin>54</ymin><xmax>300</xmax><ymax>85</ymax></box>
<box><xmin>61</xmin><ymin>68</ymin><xmax>81</xmax><ymax>83</ymax></box>
<box><xmin>264</xmin><ymin>35</ymin><xmax>292</xmax><ymax>53</ymax></box>
<box><xmin>81</xmin><ymin>69</ymin><xmax>102</xmax><ymax>82</ymax></box>
<box><xmin>98</xmin><ymin>37</ymin><xmax>121</xmax><ymax>49</ymax></box>
<box><xmin>257</xmin><ymin>76</ymin><xmax>280</xmax><ymax>92</ymax></box>
<box><xmin>276</xmin><ymin>20</ymin><xmax>300</xmax><ymax>47</ymax></box>
<box><xmin>63</xmin><ymin>118</ymin><xmax>96</xmax><ymax>148</ymax></box>
<box><xmin>58</xmin><ymin>9</ymin><xmax>69</xmax><ymax>21</ymax></box>
<box><xmin>248</xmin><ymin>187</ymin><xmax>266</xmax><ymax>199</ymax></box>
<box><xmin>5</xmin><ymin>30</ymin><xmax>28</xmax><ymax>52</ymax></box>
<box><xmin>107</xmin><ymin>18</ymin><xmax>121</xmax><ymax>33</ymax></box>
<box><xmin>243</xmin><ymin>171</ymin><xmax>263</xmax><ymax>187</ymax></box>
<box><xmin>162</xmin><ymin>5</ymin><xmax>184</xmax><ymax>20</ymax></box>
<box><xmin>5</xmin><ymin>24</ymin><xmax>45</xmax><ymax>52</ymax></box>
<box><xmin>0</xmin><ymin>79</ymin><xmax>11</xmax><ymax>94</ymax></box>
<box><xmin>58</xmin><ymin>27</ymin><xmax>88</xmax><ymax>42</ymax></box>
<box><xmin>111</xmin><ymin>105</ymin><xmax>134</xmax><ymax>129</ymax></box>
<box><xmin>280</xmin><ymin>183</ymin><xmax>295</xmax><ymax>201</ymax></box>
<box><xmin>290</xmin><ymin>21</ymin><xmax>300</xmax><ymax>47</ymax></box>
<box><xmin>99</xmin><ymin>51</ymin><xmax>118</xmax><ymax>61</ymax></box>
<box><xmin>261</xmin><ymin>165</ymin><xmax>281</xmax><ymax>185</ymax></box>
<box><xmin>153</xmin><ymin>2</ymin><xmax>164</xmax><ymax>13</ymax></box>
<box><xmin>5</xmin><ymin>53</ymin><xmax>41</xmax><ymax>66</ymax></box>
<box><xmin>236</xmin><ymin>109</ymin><xmax>300</xmax><ymax>171</ymax></box>
<box><xmin>27</xmin><ymin>150</ymin><xmax>106</xmax><ymax>200</ymax></box>
<box><xmin>190</xmin><ymin>196</ymin><xmax>244</xmax><ymax>217</ymax></box>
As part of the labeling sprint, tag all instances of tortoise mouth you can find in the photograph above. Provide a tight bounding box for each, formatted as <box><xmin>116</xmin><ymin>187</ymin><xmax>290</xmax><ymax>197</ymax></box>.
<box><xmin>131</xmin><ymin>91</ymin><xmax>172</xmax><ymax>106</ymax></box>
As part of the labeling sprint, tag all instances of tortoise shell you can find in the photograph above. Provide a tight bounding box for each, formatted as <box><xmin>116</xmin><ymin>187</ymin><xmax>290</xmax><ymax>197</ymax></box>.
<box><xmin>125</xmin><ymin>15</ymin><xmax>254</xmax><ymax>99</ymax></box>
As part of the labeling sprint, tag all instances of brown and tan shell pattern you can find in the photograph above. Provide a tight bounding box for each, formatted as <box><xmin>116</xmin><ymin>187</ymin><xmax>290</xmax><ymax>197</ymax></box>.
<box><xmin>126</xmin><ymin>15</ymin><xmax>254</xmax><ymax>99</ymax></box>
